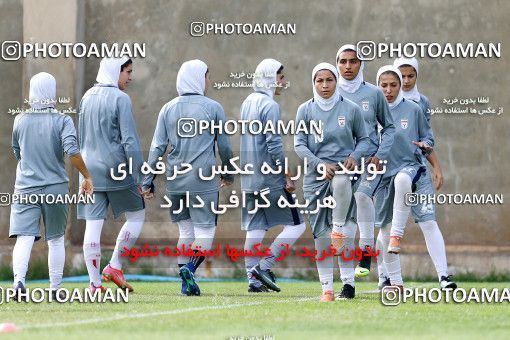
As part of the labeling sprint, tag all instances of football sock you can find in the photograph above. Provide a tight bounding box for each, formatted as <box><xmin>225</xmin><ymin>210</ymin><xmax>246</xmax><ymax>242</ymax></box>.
<box><xmin>12</xmin><ymin>235</ymin><xmax>35</xmax><ymax>286</ymax></box>
<box><xmin>354</xmin><ymin>191</ymin><xmax>375</xmax><ymax>249</ymax></box>
<box><xmin>245</xmin><ymin>229</ymin><xmax>266</xmax><ymax>286</ymax></box>
<box><xmin>259</xmin><ymin>223</ymin><xmax>306</xmax><ymax>271</ymax></box>
<box><xmin>390</xmin><ymin>172</ymin><xmax>412</xmax><ymax>238</ymax></box>
<box><xmin>47</xmin><ymin>235</ymin><xmax>65</xmax><ymax>289</ymax></box>
<box><xmin>419</xmin><ymin>220</ymin><xmax>449</xmax><ymax>279</ymax></box>
<box><xmin>83</xmin><ymin>219</ymin><xmax>104</xmax><ymax>286</ymax></box>
<box><xmin>110</xmin><ymin>209</ymin><xmax>145</xmax><ymax>270</ymax></box>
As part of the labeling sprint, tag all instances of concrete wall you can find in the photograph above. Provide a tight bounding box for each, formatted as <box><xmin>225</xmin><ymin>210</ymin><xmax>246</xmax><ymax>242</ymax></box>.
<box><xmin>0</xmin><ymin>0</ymin><xmax>509</xmax><ymax>277</ymax></box>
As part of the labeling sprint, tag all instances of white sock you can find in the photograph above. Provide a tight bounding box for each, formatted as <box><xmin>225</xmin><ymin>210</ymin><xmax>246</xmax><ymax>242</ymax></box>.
<box><xmin>188</xmin><ymin>225</ymin><xmax>217</xmax><ymax>270</ymax></box>
<box><xmin>354</xmin><ymin>191</ymin><xmax>375</xmax><ymax>249</ymax></box>
<box><xmin>245</xmin><ymin>229</ymin><xmax>266</xmax><ymax>286</ymax></box>
<box><xmin>314</xmin><ymin>231</ymin><xmax>334</xmax><ymax>293</ymax></box>
<box><xmin>83</xmin><ymin>219</ymin><xmax>104</xmax><ymax>286</ymax></box>
<box><xmin>376</xmin><ymin>229</ymin><xmax>388</xmax><ymax>284</ymax></box>
<box><xmin>259</xmin><ymin>223</ymin><xmax>306</xmax><ymax>271</ymax></box>
<box><xmin>381</xmin><ymin>224</ymin><xmax>403</xmax><ymax>285</ymax></box>
<box><xmin>338</xmin><ymin>220</ymin><xmax>356</xmax><ymax>286</ymax></box>
<box><xmin>12</xmin><ymin>235</ymin><xmax>35</xmax><ymax>286</ymax></box>
<box><xmin>110</xmin><ymin>209</ymin><xmax>145</xmax><ymax>270</ymax></box>
<box><xmin>419</xmin><ymin>220</ymin><xmax>449</xmax><ymax>280</ymax></box>
<box><xmin>390</xmin><ymin>172</ymin><xmax>412</xmax><ymax>238</ymax></box>
<box><xmin>48</xmin><ymin>235</ymin><xmax>65</xmax><ymax>289</ymax></box>
<box><xmin>331</xmin><ymin>174</ymin><xmax>353</xmax><ymax>232</ymax></box>
<box><xmin>177</xmin><ymin>219</ymin><xmax>195</xmax><ymax>266</ymax></box>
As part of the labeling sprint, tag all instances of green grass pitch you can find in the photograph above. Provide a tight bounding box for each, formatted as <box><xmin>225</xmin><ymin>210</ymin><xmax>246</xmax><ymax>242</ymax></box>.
<box><xmin>1</xmin><ymin>281</ymin><xmax>509</xmax><ymax>339</ymax></box>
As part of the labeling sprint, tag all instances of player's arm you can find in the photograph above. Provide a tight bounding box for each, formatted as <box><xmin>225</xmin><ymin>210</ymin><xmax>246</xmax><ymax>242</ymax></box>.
<box><xmin>413</xmin><ymin>107</ymin><xmax>434</xmax><ymax>154</ymax></box>
<box><xmin>69</xmin><ymin>154</ymin><xmax>93</xmax><ymax>195</ymax></box>
<box><xmin>346</xmin><ymin>107</ymin><xmax>370</xmax><ymax>170</ymax></box>
<box><xmin>142</xmin><ymin>106</ymin><xmax>170</xmax><ymax>199</ymax></box>
<box><xmin>294</xmin><ymin>104</ymin><xmax>328</xmax><ymax>178</ymax></box>
<box><xmin>118</xmin><ymin>95</ymin><xmax>144</xmax><ymax>188</ymax></box>
<box><xmin>263</xmin><ymin>103</ymin><xmax>297</xmax><ymax>189</ymax></box>
<box><xmin>214</xmin><ymin>104</ymin><xmax>234</xmax><ymax>187</ymax></box>
<box><xmin>62</xmin><ymin>116</ymin><xmax>93</xmax><ymax>195</ymax></box>
<box><xmin>263</xmin><ymin>103</ymin><xmax>286</xmax><ymax>169</ymax></box>
<box><xmin>12</xmin><ymin>120</ymin><xmax>21</xmax><ymax>161</ymax></box>
<box><xmin>372</xmin><ymin>90</ymin><xmax>395</xmax><ymax>170</ymax></box>
<box><xmin>426</xmin><ymin>151</ymin><xmax>444</xmax><ymax>191</ymax></box>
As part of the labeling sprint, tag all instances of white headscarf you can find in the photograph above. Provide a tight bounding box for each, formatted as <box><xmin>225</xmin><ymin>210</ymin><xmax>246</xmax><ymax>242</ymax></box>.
<box><xmin>376</xmin><ymin>65</ymin><xmax>404</xmax><ymax>109</ymax></box>
<box><xmin>312</xmin><ymin>62</ymin><xmax>341</xmax><ymax>111</ymax></box>
<box><xmin>176</xmin><ymin>59</ymin><xmax>208</xmax><ymax>96</ymax></box>
<box><xmin>29</xmin><ymin>72</ymin><xmax>56</xmax><ymax>110</ymax></box>
<box><xmin>96</xmin><ymin>56</ymin><xmax>130</xmax><ymax>87</ymax></box>
<box><xmin>252</xmin><ymin>58</ymin><xmax>282</xmax><ymax>98</ymax></box>
<box><xmin>393</xmin><ymin>57</ymin><xmax>420</xmax><ymax>102</ymax></box>
<box><xmin>335</xmin><ymin>44</ymin><xmax>365</xmax><ymax>93</ymax></box>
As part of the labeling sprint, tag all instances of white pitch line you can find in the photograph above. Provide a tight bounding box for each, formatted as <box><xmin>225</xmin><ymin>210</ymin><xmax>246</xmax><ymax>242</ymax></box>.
<box><xmin>21</xmin><ymin>297</ymin><xmax>317</xmax><ymax>330</ymax></box>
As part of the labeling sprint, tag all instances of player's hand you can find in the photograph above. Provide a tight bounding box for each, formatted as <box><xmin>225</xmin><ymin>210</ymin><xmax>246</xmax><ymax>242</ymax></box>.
<box><xmin>142</xmin><ymin>190</ymin><xmax>154</xmax><ymax>200</ymax></box>
<box><xmin>284</xmin><ymin>176</ymin><xmax>296</xmax><ymax>193</ymax></box>
<box><xmin>141</xmin><ymin>184</ymin><xmax>155</xmax><ymax>199</ymax></box>
<box><xmin>220</xmin><ymin>178</ymin><xmax>233</xmax><ymax>188</ymax></box>
<box><xmin>343</xmin><ymin>157</ymin><xmax>357</xmax><ymax>171</ymax></box>
<box><xmin>432</xmin><ymin>166</ymin><xmax>444</xmax><ymax>191</ymax></box>
<box><xmin>366</xmin><ymin>156</ymin><xmax>383</xmax><ymax>171</ymax></box>
<box><xmin>323</xmin><ymin>163</ymin><xmax>338</xmax><ymax>180</ymax></box>
<box><xmin>412</xmin><ymin>141</ymin><xmax>433</xmax><ymax>152</ymax></box>
<box><xmin>80</xmin><ymin>177</ymin><xmax>94</xmax><ymax>196</ymax></box>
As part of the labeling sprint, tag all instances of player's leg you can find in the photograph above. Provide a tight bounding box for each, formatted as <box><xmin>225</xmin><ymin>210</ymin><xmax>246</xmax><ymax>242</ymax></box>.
<box><xmin>376</xmin><ymin>229</ymin><xmax>390</xmax><ymax>289</ymax></box>
<box><xmin>41</xmin><ymin>183</ymin><xmax>69</xmax><ymax>295</ymax></box>
<box><xmin>388</xmin><ymin>171</ymin><xmax>413</xmax><ymax>253</ymax></box>
<box><xmin>353</xmin><ymin>173</ymin><xmax>382</xmax><ymax>277</ymax></box>
<box><xmin>12</xmin><ymin>236</ymin><xmax>35</xmax><ymax>294</ymax></box>
<box><xmin>418</xmin><ymin>220</ymin><xmax>456</xmax><ymax>288</ymax></box>
<box><xmin>9</xmin><ymin>196</ymin><xmax>43</xmax><ymax>294</ymax></box>
<box><xmin>178</xmin><ymin>192</ymin><xmax>219</xmax><ymax>296</ymax></box>
<box><xmin>305</xmin><ymin>186</ymin><xmax>335</xmax><ymax>301</ymax></box>
<box><xmin>175</xmin><ymin>218</ymin><xmax>195</xmax><ymax>294</ymax></box>
<box><xmin>330</xmin><ymin>174</ymin><xmax>352</xmax><ymax>250</ymax></box>
<box><xmin>250</xmin><ymin>188</ymin><xmax>305</xmax><ymax>292</ymax></box>
<box><xmin>83</xmin><ymin>219</ymin><xmax>105</xmax><ymax>290</ymax></box>
<box><xmin>373</xmin><ymin>176</ymin><xmax>393</xmax><ymax>289</ymax></box>
<box><xmin>241</xmin><ymin>192</ymin><xmax>268</xmax><ymax>291</ymax></box>
<box><xmin>103</xmin><ymin>186</ymin><xmax>145</xmax><ymax>292</ymax></box>
<box><xmin>79</xmin><ymin>191</ymin><xmax>108</xmax><ymax>291</ymax></box>
<box><xmin>412</xmin><ymin>172</ymin><xmax>457</xmax><ymax>288</ymax></box>
<box><xmin>186</xmin><ymin>192</ymin><xmax>219</xmax><ymax>272</ymax></box>
<box><xmin>314</xmin><ymin>228</ymin><xmax>335</xmax><ymax>302</ymax></box>
<box><xmin>380</xmin><ymin>223</ymin><xmax>403</xmax><ymax>287</ymax></box>
<box><xmin>244</xmin><ymin>229</ymin><xmax>268</xmax><ymax>292</ymax></box>
<box><xmin>337</xmin><ymin>219</ymin><xmax>357</xmax><ymax>299</ymax></box>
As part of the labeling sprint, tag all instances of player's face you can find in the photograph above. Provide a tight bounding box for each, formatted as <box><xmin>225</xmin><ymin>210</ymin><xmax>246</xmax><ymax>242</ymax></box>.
<box><xmin>379</xmin><ymin>73</ymin><xmax>400</xmax><ymax>103</ymax></box>
<box><xmin>274</xmin><ymin>71</ymin><xmax>286</xmax><ymax>96</ymax></box>
<box><xmin>204</xmin><ymin>70</ymin><xmax>211</xmax><ymax>96</ymax></box>
<box><xmin>399</xmin><ymin>65</ymin><xmax>417</xmax><ymax>92</ymax></box>
<box><xmin>337</xmin><ymin>50</ymin><xmax>361</xmax><ymax>81</ymax></box>
<box><xmin>118</xmin><ymin>64</ymin><xmax>133</xmax><ymax>90</ymax></box>
<box><xmin>314</xmin><ymin>70</ymin><xmax>337</xmax><ymax>99</ymax></box>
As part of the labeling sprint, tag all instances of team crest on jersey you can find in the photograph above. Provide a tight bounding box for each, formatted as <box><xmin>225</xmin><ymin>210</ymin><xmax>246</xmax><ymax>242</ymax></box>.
<box><xmin>338</xmin><ymin>116</ymin><xmax>346</xmax><ymax>127</ymax></box>
<box><xmin>361</xmin><ymin>101</ymin><xmax>369</xmax><ymax>112</ymax></box>
<box><xmin>400</xmin><ymin>119</ymin><xmax>408</xmax><ymax>129</ymax></box>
